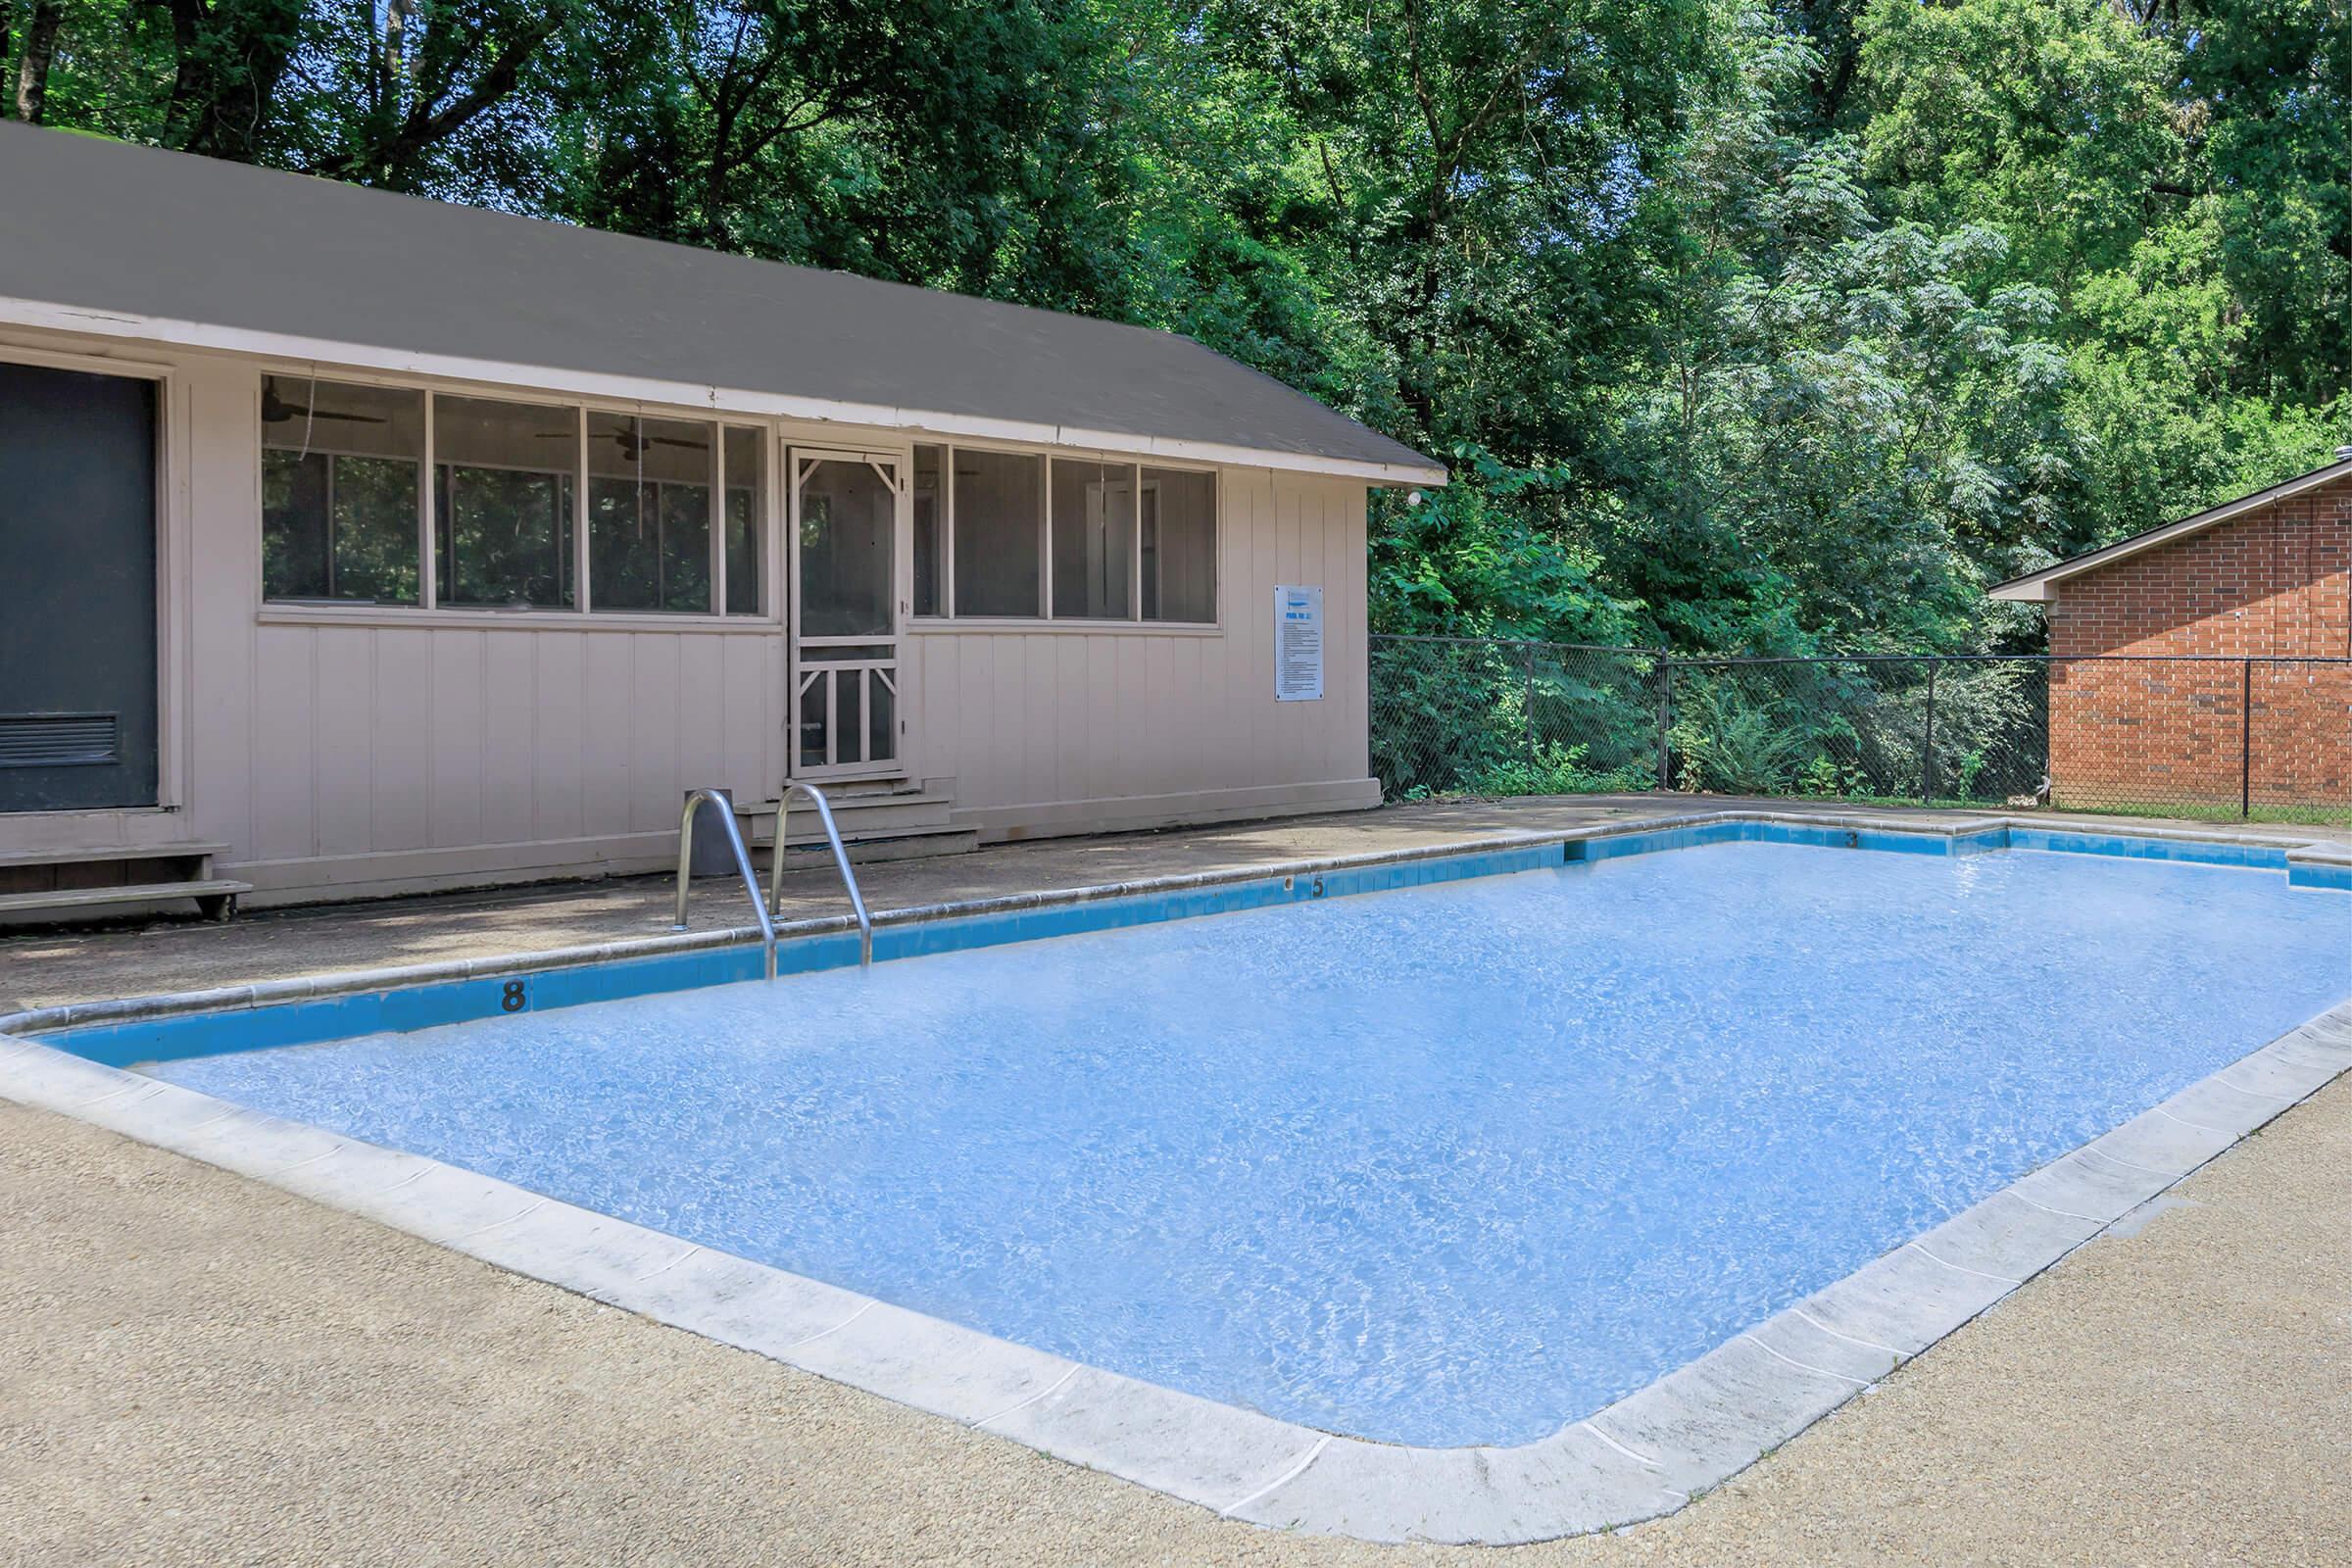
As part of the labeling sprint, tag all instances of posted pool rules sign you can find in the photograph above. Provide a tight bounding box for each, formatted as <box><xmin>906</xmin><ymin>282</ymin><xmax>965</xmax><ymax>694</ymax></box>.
<box><xmin>1274</xmin><ymin>585</ymin><xmax>1324</xmax><ymax>701</ymax></box>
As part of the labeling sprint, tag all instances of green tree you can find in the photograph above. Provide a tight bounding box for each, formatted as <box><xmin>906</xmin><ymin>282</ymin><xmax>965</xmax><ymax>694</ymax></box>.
<box><xmin>8</xmin><ymin>0</ymin><xmax>2345</xmax><ymax>662</ymax></box>
<box><xmin>1856</xmin><ymin>0</ymin><xmax>2184</xmax><ymax>292</ymax></box>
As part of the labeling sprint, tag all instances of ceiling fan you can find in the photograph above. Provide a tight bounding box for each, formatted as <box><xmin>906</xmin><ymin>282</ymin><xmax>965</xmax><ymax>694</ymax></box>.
<box><xmin>262</xmin><ymin>378</ymin><xmax>388</xmax><ymax>425</ymax></box>
<box><xmin>537</xmin><ymin>425</ymin><xmax>710</xmax><ymax>462</ymax></box>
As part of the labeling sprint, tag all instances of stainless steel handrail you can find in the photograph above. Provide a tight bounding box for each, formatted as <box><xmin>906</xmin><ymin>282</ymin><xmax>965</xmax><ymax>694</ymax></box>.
<box><xmin>672</xmin><ymin>787</ymin><xmax>779</xmax><ymax>980</ymax></box>
<box><xmin>767</xmin><ymin>782</ymin><xmax>874</xmax><ymax>967</ymax></box>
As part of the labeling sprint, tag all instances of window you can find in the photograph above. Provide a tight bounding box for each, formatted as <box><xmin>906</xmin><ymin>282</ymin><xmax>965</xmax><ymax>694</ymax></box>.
<box><xmin>587</xmin><ymin>413</ymin><xmax>714</xmax><ymax>612</ymax></box>
<box><xmin>261</xmin><ymin>376</ymin><xmax>423</xmax><ymax>604</ymax></box>
<box><xmin>1051</xmin><ymin>460</ymin><xmax>1137</xmax><ymax>619</ymax></box>
<box><xmin>262</xmin><ymin>378</ymin><xmax>776</xmax><ymax>617</ymax></box>
<box><xmin>723</xmin><ymin>426</ymin><xmax>766</xmax><ymax>615</ymax></box>
<box><xmin>951</xmin><ymin>449</ymin><xmax>1044</xmax><ymax>617</ymax></box>
<box><xmin>908</xmin><ymin>445</ymin><xmax>1218</xmax><ymax>624</ymax></box>
<box><xmin>911</xmin><ymin>444</ymin><xmax>944</xmax><ymax>617</ymax></box>
<box><xmin>433</xmin><ymin>395</ymin><xmax>576</xmax><ymax>610</ymax></box>
<box><xmin>1142</xmin><ymin>467</ymin><xmax>1216</xmax><ymax>622</ymax></box>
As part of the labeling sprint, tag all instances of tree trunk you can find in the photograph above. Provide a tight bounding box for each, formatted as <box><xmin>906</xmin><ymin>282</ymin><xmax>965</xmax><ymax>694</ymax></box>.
<box><xmin>13</xmin><ymin>0</ymin><xmax>61</xmax><ymax>124</ymax></box>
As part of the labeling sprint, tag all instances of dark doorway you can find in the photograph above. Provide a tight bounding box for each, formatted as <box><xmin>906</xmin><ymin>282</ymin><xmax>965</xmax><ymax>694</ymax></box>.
<box><xmin>0</xmin><ymin>361</ymin><xmax>160</xmax><ymax>811</ymax></box>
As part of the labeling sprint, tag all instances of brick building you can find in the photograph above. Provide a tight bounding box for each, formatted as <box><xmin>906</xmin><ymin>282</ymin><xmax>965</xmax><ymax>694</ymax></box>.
<box><xmin>1990</xmin><ymin>456</ymin><xmax>2352</xmax><ymax>815</ymax></box>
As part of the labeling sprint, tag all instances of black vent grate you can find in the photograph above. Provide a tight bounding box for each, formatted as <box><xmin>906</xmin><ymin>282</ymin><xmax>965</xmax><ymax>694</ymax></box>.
<box><xmin>0</xmin><ymin>712</ymin><xmax>121</xmax><ymax>767</ymax></box>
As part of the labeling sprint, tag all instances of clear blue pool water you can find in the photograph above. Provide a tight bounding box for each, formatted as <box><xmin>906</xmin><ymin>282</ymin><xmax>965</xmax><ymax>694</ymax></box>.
<box><xmin>152</xmin><ymin>841</ymin><xmax>2349</xmax><ymax>1446</ymax></box>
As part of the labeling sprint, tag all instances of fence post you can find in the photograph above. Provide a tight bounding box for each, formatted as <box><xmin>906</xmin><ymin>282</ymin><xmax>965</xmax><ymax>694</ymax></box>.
<box><xmin>1919</xmin><ymin>663</ymin><xmax>1937</xmax><ymax>804</ymax></box>
<box><xmin>1653</xmin><ymin>657</ymin><xmax>1673</xmax><ymax>791</ymax></box>
<box><xmin>1524</xmin><ymin>641</ymin><xmax>1537</xmax><ymax>760</ymax></box>
<box><xmin>2240</xmin><ymin>659</ymin><xmax>2253</xmax><ymax>819</ymax></box>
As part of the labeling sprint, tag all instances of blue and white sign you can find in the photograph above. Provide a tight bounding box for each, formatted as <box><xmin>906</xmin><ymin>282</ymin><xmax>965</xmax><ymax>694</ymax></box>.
<box><xmin>1274</xmin><ymin>584</ymin><xmax>1323</xmax><ymax>702</ymax></box>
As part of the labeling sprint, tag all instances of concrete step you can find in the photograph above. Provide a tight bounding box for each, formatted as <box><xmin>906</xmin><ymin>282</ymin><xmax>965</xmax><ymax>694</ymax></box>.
<box><xmin>768</xmin><ymin>821</ymin><xmax>977</xmax><ymax>866</ymax></box>
<box><xmin>739</xmin><ymin>785</ymin><xmax>957</xmax><ymax>839</ymax></box>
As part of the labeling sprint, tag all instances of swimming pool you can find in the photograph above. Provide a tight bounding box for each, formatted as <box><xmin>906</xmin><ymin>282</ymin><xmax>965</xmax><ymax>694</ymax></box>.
<box><xmin>135</xmin><ymin>830</ymin><xmax>2351</xmax><ymax>1443</ymax></box>
<box><xmin>8</xmin><ymin>814</ymin><xmax>2349</xmax><ymax>1542</ymax></box>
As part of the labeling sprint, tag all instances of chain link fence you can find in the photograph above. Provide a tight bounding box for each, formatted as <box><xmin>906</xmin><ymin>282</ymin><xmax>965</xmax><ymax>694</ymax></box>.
<box><xmin>1368</xmin><ymin>636</ymin><xmax>2352</xmax><ymax>825</ymax></box>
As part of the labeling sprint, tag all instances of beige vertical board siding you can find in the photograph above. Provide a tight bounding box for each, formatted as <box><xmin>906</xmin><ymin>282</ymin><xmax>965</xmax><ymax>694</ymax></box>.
<box><xmin>183</xmin><ymin>359</ymin><xmax>256</xmax><ymax>859</ymax></box>
<box><xmin>627</xmin><ymin>636</ymin><xmax>679</xmax><ymax>835</ymax></box>
<box><xmin>532</xmin><ymin>632</ymin><xmax>588</xmax><ymax>844</ymax></box>
<box><xmin>580</xmin><ymin>636</ymin><xmax>634</xmax><ymax>839</ymax></box>
<box><xmin>1338</xmin><ymin>478</ymin><xmax>1371</xmax><ymax>777</ymax></box>
<box><xmin>717</xmin><ymin>635</ymin><xmax>771</xmax><ymax>809</ymax></box>
<box><xmin>0</xmin><ymin>334</ymin><xmax>1379</xmax><ymax>899</ymax></box>
<box><xmin>1053</xmin><ymin>634</ymin><xmax>1085</xmax><ymax>803</ymax></box>
<box><xmin>1282</xmin><ymin>467</ymin><xmax>1316</xmax><ymax>781</ymax></box>
<box><xmin>1118</xmin><ymin>635</ymin><xmax>1150</xmax><ymax>789</ymax></box>
<box><xmin>1180</xmin><ymin>634</ymin><xmax>1209</xmax><ymax>791</ymax></box>
<box><xmin>1084</xmin><ymin>637</ymin><xmax>1118</xmax><ymax>805</ymax></box>
<box><xmin>906</xmin><ymin>633</ymin><xmax>942</xmax><ymax>787</ymax></box>
<box><xmin>984</xmin><ymin>638</ymin><xmax>1020</xmax><ymax>801</ymax></box>
<box><xmin>1196</xmin><ymin>479</ymin><xmax>1234</xmax><ymax>794</ymax></box>
<box><xmin>249</xmin><ymin>623</ymin><xmax>315</xmax><ymax>861</ymax></box>
<box><xmin>430</xmin><ymin>632</ymin><xmax>485</xmax><ymax>849</ymax></box>
<box><xmin>371</xmin><ymin>629</ymin><xmax>435</xmax><ymax>852</ymax></box>
<box><xmin>312</xmin><ymin>631</ymin><xmax>375</xmax><ymax>856</ymax></box>
<box><xmin>480</xmin><ymin>630</ymin><xmax>538</xmax><ymax>846</ymax></box>
<box><xmin>956</xmin><ymin>634</ymin><xmax>992</xmax><ymax>796</ymax></box>
<box><xmin>1250</xmin><ymin>467</ymin><xmax>1283</xmax><ymax>779</ymax></box>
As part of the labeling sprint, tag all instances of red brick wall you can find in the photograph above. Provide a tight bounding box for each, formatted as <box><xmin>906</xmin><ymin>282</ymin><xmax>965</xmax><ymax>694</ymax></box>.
<box><xmin>2042</xmin><ymin>473</ymin><xmax>2352</xmax><ymax>812</ymax></box>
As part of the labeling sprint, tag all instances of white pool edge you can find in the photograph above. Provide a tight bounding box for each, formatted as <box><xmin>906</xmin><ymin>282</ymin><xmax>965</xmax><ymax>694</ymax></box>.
<box><xmin>7</xmin><ymin>1003</ymin><xmax>2346</xmax><ymax>1544</ymax></box>
<box><xmin>3</xmin><ymin>824</ymin><xmax>2348</xmax><ymax>1545</ymax></box>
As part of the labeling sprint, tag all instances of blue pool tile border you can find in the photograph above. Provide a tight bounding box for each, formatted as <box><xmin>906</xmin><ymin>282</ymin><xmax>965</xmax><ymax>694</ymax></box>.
<box><xmin>9</xmin><ymin>812</ymin><xmax>2341</xmax><ymax>1069</ymax></box>
<box><xmin>26</xmin><ymin>842</ymin><xmax>1566</xmax><ymax>1069</ymax></box>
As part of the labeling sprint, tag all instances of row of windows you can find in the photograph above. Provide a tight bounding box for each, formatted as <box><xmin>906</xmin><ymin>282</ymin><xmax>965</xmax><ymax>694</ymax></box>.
<box><xmin>261</xmin><ymin>377</ymin><xmax>1221</xmax><ymax>626</ymax></box>
<box><xmin>263</xmin><ymin>377</ymin><xmax>765</xmax><ymax>614</ymax></box>
<box><xmin>910</xmin><ymin>445</ymin><xmax>1216</xmax><ymax>623</ymax></box>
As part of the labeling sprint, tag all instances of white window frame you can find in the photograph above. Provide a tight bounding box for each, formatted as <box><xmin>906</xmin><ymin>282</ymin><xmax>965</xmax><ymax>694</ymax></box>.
<box><xmin>245</xmin><ymin>365</ymin><xmax>1221</xmax><ymax>634</ymax></box>
<box><xmin>252</xmin><ymin>364</ymin><xmax>787</xmax><ymax>632</ymax></box>
<box><xmin>258</xmin><ymin>442</ymin><xmax>426</xmax><ymax>607</ymax></box>
<box><xmin>432</xmin><ymin>427</ymin><xmax>582</xmax><ymax>612</ymax></box>
<box><xmin>909</xmin><ymin>438</ymin><xmax>1220</xmax><ymax>631</ymax></box>
<box><xmin>1136</xmin><ymin>466</ymin><xmax>1220</xmax><ymax>626</ymax></box>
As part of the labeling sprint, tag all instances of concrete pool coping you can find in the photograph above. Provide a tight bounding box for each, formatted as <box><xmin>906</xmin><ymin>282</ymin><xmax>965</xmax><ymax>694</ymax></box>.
<box><xmin>3</xmin><ymin>808</ymin><xmax>2348</xmax><ymax>1545</ymax></box>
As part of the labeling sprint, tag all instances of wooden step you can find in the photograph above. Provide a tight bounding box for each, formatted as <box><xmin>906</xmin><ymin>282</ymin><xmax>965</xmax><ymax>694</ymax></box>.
<box><xmin>0</xmin><ymin>841</ymin><xmax>227</xmax><ymax>870</ymax></box>
<box><xmin>0</xmin><ymin>877</ymin><xmax>251</xmax><ymax>919</ymax></box>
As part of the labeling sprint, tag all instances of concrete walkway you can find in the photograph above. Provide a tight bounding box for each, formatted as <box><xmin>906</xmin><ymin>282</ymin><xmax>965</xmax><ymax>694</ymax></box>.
<box><xmin>4</xmin><ymin>797</ymin><xmax>2348</xmax><ymax>1563</ymax></box>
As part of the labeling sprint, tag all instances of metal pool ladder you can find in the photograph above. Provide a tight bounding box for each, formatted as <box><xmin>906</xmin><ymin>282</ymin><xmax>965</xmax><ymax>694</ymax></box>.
<box><xmin>673</xmin><ymin>782</ymin><xmax>874</xmax><ymax>980</ymax></box>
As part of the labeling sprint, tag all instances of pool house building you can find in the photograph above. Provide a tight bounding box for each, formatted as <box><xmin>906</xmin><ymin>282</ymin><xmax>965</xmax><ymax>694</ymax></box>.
<box><xmin>0</xmin><ymin>124</ymin><xmax>1443</xmax><ymax>917</ymax></box>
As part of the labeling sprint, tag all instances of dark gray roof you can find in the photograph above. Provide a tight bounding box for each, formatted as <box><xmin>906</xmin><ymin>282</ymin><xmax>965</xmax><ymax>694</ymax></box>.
<box><xmin>0</xmin><ymin>124</ymin><xmax>1440</xmax><ymax>479</ymax></box>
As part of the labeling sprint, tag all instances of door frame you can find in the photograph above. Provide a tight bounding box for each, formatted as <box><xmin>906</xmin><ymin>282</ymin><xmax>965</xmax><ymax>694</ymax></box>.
<box><xmin>0</xmin><ymin>339</ymin><xmax>183</xmax><ymax>821</ymax></box>
<box><xmin>785</xmin><ymin>443</ymin><xmax>909</xmax><ymax>782</ymax></box>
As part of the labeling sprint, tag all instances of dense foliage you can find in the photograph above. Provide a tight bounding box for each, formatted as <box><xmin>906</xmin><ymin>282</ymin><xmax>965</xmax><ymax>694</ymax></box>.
<box><xmin>9</xmin><ymin>0</ymin><xmax>2344</xmax><ymax>656</ymax></box>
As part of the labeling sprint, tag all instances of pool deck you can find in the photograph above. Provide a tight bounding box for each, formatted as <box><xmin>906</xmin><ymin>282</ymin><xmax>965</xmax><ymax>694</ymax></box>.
<box><xmin>7</xmin><ymin>794</ymin><xmax>2344</xmax><ymax>1014</ymax></box>
<box><xmin>4</xmin><ymin>795</ymin><xmax>2349</xmax><ymax>1563</ymax></box>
